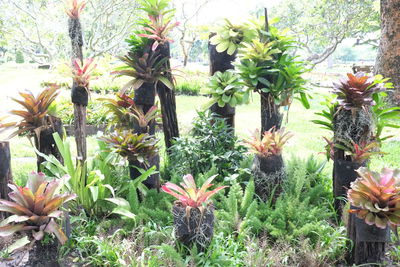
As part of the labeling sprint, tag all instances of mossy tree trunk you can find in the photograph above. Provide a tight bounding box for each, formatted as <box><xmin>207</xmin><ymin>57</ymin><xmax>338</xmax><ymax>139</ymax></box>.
<box><xmin>0</xmin><ymin>141</ymin><xmax>11</xmax><ymax>219</ymax></box>
<box><xmin>156</xmin><ymin>43</ymin><xmax>179</xmax><ymax>152</ymax></box>
<box><xmin>68</xmin><ymin>17</ymin><xmax>87</xmax><ymax>165</ymax></box>
<box><xmin>208</xmin><ymin>33</ymin><xmax>236</xmax><ymax>129</ymax></box>
<box><xmin>332</xmin><ymin>107</ymin><xmax>388</xmax><ymax>264</ymax></box>
<box><xmin>375</xmin><ymin>0</ymin><xmax>400</xmax><ymax>105</ymax></box>
<box><xmin>173</xmin><ymin>203</ymin><xmax>214</xmax><ymax>249</ymax></box>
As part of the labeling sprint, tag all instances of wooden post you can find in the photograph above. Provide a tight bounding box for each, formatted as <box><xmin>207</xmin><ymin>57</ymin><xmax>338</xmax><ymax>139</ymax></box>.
<box><xmin>0</xmin><ymin>141</ymin><xmax>12</xmax><ymax>219</ymax></box>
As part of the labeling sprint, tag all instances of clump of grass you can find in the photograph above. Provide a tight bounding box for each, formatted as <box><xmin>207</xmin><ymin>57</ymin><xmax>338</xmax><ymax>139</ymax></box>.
<box><xmin>175</xmin><ymin>80</ymin><xmax>202</xmax><ymax>96</ymax></box>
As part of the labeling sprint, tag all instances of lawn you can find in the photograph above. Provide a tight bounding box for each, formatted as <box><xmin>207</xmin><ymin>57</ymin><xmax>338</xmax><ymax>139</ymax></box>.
<box><xmin>1</xmin><ymin>64</ymin><xmax>399</xmax><ymax>184</ymax></box>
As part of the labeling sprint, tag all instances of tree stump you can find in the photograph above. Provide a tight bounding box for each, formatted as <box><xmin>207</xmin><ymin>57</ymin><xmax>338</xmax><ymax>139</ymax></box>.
<box><xmin>0</xmin><ymin>141</ymin><xmax>12</xmax><ymax>219</ymax></box>
<box><xmin>347</xmin><ymin>212</ymin><xmax>390</xmax><ymax>266</ymax></box>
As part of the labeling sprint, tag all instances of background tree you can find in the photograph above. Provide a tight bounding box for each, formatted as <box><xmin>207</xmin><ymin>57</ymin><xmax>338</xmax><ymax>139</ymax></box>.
<box><xmin>173</xmin><ymin>0</ymin><xmax>211</xmax><ymax>66</ymax></box>
<box><xmin>271</xmin><ymin>0</ymin><xmax>378</xmax><ymax>67</ymax></box>
<box><xmin>0</xmin><ymin>0</ymin><xmax>140</xmax><ymax>64</ymax></box>
<box><xmin>374</xmin><ymin>0</ymin><xmax>400</xmax><ymax>105</ymax></box>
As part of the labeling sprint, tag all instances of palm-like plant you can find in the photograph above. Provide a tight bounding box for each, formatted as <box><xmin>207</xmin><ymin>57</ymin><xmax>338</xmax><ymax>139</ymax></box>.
<box><xmin>0</xmin><ymin>172</ymin><xmax>76</xmax><ymax>244</ymax></box>
<box><xmin>113</xmin><ymin>51</ymin><xmax>173</xmax><ymax>93</ymax></box>
<box><xmin>0</xmin><ymin>86</ymin><xmax>59</xmax><ymax>139</ymax></box>
<box><xmin>101</xmin><ymin>130</ymin><xmax>158</xmax><ymax>164</ymax></box>
<box><xmin>245</xmin><ymin>127</ymin><xmax>293</xmax><ymax>157</ymax></box>
<box><xmin>333</xmin><ymin>72</ymin><xmax>387</xmax><ymax>111</ymax></box>
<box><xmin>348</xmin><ymin>167</ymin><xmax>400</xmax><ymax>229</ymax></box>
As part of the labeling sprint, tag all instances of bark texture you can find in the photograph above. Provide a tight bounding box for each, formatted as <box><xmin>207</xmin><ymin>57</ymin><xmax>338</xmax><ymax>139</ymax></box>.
<box><xmin>156</xmin><ymin>43</ymin><xmax>179</xmax><ymax>151</ymax></box>
<box><xmin>0</xmin><ymin>141</ymin><xmax>11</xmax><ymax>219</ymax></box>
<box><xmin>375</xmin><ymin>0</ymin><xmax>400</xmax><ymax>105</ymax></box>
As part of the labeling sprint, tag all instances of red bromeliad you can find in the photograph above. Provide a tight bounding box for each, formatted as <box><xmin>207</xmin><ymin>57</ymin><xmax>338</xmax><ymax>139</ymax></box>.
<box><xmin>138</xmin><ymin>14</ymin><xmax>180</xmax><ymax>51</ymax></box>
<box><xmin>161</xmin><ymin>174</ymin><xmax>227</xmax><ymax>208</ymax></box>
<box><xmin>65</xmin><ymin>0</ymin><xmax>86</xmax><ymax>19</ymax></box>
<box><xmin>72</xmin><ymin>58</ymin><xmax>97</xmax><ymax>89</ymax></box>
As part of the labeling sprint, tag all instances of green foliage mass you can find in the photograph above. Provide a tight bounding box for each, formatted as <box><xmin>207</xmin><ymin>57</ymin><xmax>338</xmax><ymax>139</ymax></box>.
<box><xmin>169</xmin><ymin>111</ymin><xmax>248</xmax><ymax>180</ymax></box>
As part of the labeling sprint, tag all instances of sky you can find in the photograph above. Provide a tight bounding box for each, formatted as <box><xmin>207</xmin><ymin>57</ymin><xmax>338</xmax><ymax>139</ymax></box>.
<box><xmin>192</xmin><ymin>0</ymin><xmax>282</xmax><ymax>24</ymax></box>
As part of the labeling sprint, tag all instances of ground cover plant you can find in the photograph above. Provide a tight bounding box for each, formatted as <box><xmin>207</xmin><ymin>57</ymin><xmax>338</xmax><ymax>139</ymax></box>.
<box><xmin>1</xmin><ymin>0</ymin><xmax>400</xmax><ymax>266</ymax></box>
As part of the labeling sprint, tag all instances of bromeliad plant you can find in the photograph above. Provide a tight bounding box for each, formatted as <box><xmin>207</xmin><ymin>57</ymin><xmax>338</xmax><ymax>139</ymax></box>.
<box><xmin>245</xmin><ymin>127</ymin><xmax>293</xmax><ymax>158</ymax></box>
<box><xmin>65</xmin><ymin>0</ymin><xmax>86</xmax><ymax>19</ymax></box>
<box><xmin>102</xmin><ymin>93</ymin><xmax>159</xmax><ymax>130</ymax></box>
<box><xmin>101</xmin><ymin>130</ymin><xmax>158</xmax><ymax>165</ymax></box>
<box><xmin>162</xmin><ymin>174</ymin><xmax>227</xmax><ymax>247</ymax></box>
<box><xmin>333</xmin><ymin>73</ymin><xmax>388</xmax><ymax>112</ymax></box>
<box><xmin>335</xmin><ymin>140</ymin><xmax>385</xmax><ymax>164</ymax></box>
<box><xmin>0</xmin><ymin>172</ymin><xmax>76</xmax><ymax>244</ymax></box>
<box><xmin>138</xmin><ymin>14</ymin><xmax>179</xmax><ymax>51</ymax></box>
<box><xmin>236</xmin><ymin>26</ymin><xmax>310</xmax><ymax>109</ymax></box>
<box><xmin>162</xmin><ymin>174</ymin><xmax>227</xmax><ymax>209</ymax></box>
<box><xmin>0</xmin><ymin>86</ymin><xmax>60</xmax><ymax>139</ymax></box>
<box><xmin>71</xmin><ymin>58</ymin><xmax>97</xmax><ymax>93</ymax></box>
<box><xmin>209</xmin><ymin>19</ymin><xmax>255</xmax><ymax>56</ymax></box>
<box><xmin>348</xmin><ymin>167</ymin><xmax>400</xmax><ymax>229</ymax></box>
<box><xmin>113</xmin><ymin>51</ymin><xmax>173</xmax><ymax>93</ymax></box>
<box><xmin>206</xmin><ymin>70</ymin><xmax>248</xmax><ymax>108</ymax></box>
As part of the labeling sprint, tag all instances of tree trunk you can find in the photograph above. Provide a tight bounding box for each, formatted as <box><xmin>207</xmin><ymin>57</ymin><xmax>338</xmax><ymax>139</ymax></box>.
<box><xmin>260</xmin><ymin>9</ymin><xmax>282</xmax><ymax>133</ymax></box>
<box><xmin>73</xmin><ymin>105</ymin><xmax>87</xmax><ymax>162</ymax></box>
<box><xmin>374</xmin><ymin>0</ymin><xmax>400</xmax><ymax>105</ymax></box>
<box><xmin>333</xmin><ymin>108</ymin><xmax>373</xmax><ymax>217</ymax></box>
<box><xmin>260</xmin><ymin>92</ymin><xmax>282</xmax><ymax>133</ymax></box>
<box><xmin>0</xmin><ymin>141</ymin><xmax>11</xmax><ymax>219</ymax></box>
<box><xmin>252</xmin><ymin>154</ymin><xmax>285</xmax><ymax>202</ymax></box>
<box><xmin>68</xmin><ymin>17</ymin><xmax>87</xmax><ymax>165</ymax></box>
<box><xmin>34</xmin><ymin>117</ymin><xmax>64</xmax><ymax>171</ymax></box>
<box><xmin>156</xmin><ymin>43</ymin><xmax>180</xmax><ymax>152</ymax></box>
<box><xmin>208</xmin><ymin>33</ymin><xmax>237</xmax><ymax>75</ymax></box>
<box><xmin>208</xmin><ymin>33</ymin><xmax>237</xmax><ymax>129</ymax></box>
<box><xmin>347</xmin><ymin>213</ymin><xmax>390</xmax><ymax>266</ymax></box>
<box><xmin>210</xmin><ymin>103</ymin><xmax>235</xmax><ymax>129</ymax></box>
<box><xmin>132</xmin><ymin>82</ymin><xmax>159</xmax><ymax>189</ymax></box>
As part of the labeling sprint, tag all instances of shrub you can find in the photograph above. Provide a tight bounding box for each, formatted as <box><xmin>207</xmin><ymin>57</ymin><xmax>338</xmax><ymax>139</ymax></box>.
<box><xmin>169</xmin><ymin>111</ymin><xmax>247</xmax><ymax>179</ymax></box>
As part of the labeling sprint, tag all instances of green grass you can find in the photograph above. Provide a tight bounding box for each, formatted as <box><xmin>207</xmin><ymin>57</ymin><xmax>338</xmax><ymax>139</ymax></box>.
<box><xmin>1</xmin><ymin>64</ymin><xmax>399</xmax><ymax>180</ymax></box>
